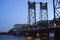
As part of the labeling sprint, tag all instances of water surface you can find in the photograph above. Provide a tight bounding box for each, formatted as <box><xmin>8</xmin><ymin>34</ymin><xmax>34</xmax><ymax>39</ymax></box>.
<box><xmin>0</xmin><ymin>35</ymin><xmax>41</xmax><ymax>40</ymax></box>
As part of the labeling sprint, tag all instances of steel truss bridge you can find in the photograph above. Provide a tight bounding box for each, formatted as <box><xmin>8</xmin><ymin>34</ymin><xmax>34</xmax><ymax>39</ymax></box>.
<box><xmin>9</xmin><ymin>0</ymin><xmax>60</xmax><ymax>40</ymax></box>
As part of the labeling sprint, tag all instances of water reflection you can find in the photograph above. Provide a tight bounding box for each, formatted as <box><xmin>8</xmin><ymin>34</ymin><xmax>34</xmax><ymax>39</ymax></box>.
<box><xmin>27</xmin><ymin>36</ymin><xmax>41</xmax><ymax>40</ymax></box>
<box><xmin>0</xmin><ymin>35</ymin><xmax>42</xmax><ymax>40</ymax></box>
<box><xmin>35</xmin><ymin>38</ymin><xmax>41</xmax><ymax>40</ymax></box>
<box><xmin>27</xmin><ymin>37</ymin><xmax>32</xmax><ymax>40</ymax></box>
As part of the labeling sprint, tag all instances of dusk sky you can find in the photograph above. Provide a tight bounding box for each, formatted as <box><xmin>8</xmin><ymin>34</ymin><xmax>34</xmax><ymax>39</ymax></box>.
<box><xmin>0</xmin><ymin>0</ymin><xmax>54</xmax><ymax>32</ymax></box>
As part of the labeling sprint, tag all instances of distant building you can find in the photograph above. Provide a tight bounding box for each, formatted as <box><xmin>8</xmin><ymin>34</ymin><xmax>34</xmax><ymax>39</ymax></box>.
<box><xmin>8</xmin><ymin>24</ymin><xmax>32</xmax><ymax>35</ymax></box>
<box><xmin>9</xmin><ymin>24</ymin><xmax>31</xmax><ymax>32</ymax></box>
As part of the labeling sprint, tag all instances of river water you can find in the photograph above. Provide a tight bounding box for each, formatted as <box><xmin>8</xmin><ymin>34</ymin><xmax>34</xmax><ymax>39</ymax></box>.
<box><xmin>0</xmin><ymin>35</ymin><xmax>41</xmax><ymax>40</ymax></box>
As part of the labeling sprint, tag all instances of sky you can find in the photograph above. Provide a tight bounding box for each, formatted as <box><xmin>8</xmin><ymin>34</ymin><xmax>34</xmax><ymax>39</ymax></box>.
<box><xmin>0</xmin><ymin>0</ymin><xmax>54</xmax><ymax>32</ymax></box>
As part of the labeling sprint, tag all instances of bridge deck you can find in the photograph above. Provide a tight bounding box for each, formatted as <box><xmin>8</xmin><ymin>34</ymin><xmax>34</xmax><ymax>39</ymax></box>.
<box><xmin>20</xmin><ymin>27</ymin><xmax>60</xmax><ymax>33</ymax></box>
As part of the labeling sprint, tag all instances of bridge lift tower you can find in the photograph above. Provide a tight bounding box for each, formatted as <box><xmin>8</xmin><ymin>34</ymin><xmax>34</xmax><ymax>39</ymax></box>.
<box><xmin>53</xmin><ymin>0</ymin><xmax>60</xmax><ymax>40</ymax></box>
<box><xmin>53</xmin><ymin>0</ymin><xmax>60</xmax><ymax>21</ymax></box>
<box><xmin>28</xmin><ymin>1</ymin><xmax>36</xmax><ymax>25</ymax></box>
<box><xmin>28</xmin><ymin>0</ymin><xmax>48</xmax><ymax>29</ymax></box>
<box><xmin>40</xmin><ymin>2</ymin><xmax>48</xmax><ymax>29</ymax></box>
<box><xmin>52</xmin><ymin>0</ymin><xmax>60</xmax><ymax>28</ymax></box>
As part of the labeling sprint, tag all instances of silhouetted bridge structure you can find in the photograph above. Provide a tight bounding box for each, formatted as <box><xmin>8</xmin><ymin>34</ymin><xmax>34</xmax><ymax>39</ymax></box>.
<box><xmin>9</xmin><ymin>24</ymin><xmax>60</xmax><ymax>40</ymax></box>
<box><xmin>9</xmin><ymin>0</ymin><xmax>60</xmax><ymax>40</ymax></box>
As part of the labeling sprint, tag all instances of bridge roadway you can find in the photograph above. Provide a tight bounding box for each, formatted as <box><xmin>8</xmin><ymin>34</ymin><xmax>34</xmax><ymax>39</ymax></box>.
<box><xmin>9</xmin><ymin>27</ymin><xmax>60</xmax><ymax>40</ymax></box>
<box><xmin>20</xmin><ymin>27</ymin><xmax>60</xmax><ymax>33</ymax></box>
<box><xmin>17</xmin><ymin>27</ymin><xmax>60</xmax><ymax>39</ymax></box>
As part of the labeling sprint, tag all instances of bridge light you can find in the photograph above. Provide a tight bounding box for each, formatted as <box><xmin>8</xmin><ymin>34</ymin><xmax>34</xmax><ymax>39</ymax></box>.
<box><xmin>13</xmin><ymin>29</ymin><xmax>16</xmax><ymax>32</ymax></box>
<box><xmin>53</xmin><ymin>23</ymin><xmax>57</xmax><ymax>28</ymax></box>
<box><xmin>37</xmin><ymin>33</ymin><xmax>39</xmax><ymax>37</ymax></box>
